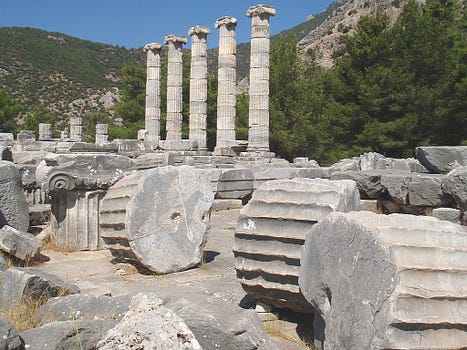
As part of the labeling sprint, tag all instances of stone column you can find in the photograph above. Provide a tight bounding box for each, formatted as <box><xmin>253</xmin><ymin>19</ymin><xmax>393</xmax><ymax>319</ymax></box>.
<box><xmin>214</xmin><ymin>16</ymin><xmax>238</xmax><ymax>154</ymax></box>
<box><xmin>143</xmin><ymin>43</ymin><xmax>163</xmax><ymax>147</ymax></box>
<box><xmin>69</xmin><ymin>116</ymin><xmax>82</xmax><ymax>142</ymax></box>
<box><xmin>246</xmin><ymin>5</ymin><xmax>275</xmax><ymax>152</ymax></box>
<box><xmin>38</xmin><ymin>123</ymin><xmax>52</xmax><ymax>141</ymax></box>
<box><xmin>164</xmin><ymin>34</ymin><xmax>187</xmax><ymax>150</ymax></box>
<box><xmin>188</xmin><ymin>26</ymin><xmax>210</xmax><ymax>151</ymax></box>
<box><xmin>95</xmin><ymin>123</ymin><xmax>108</xmax><ymax>144</ymax></box>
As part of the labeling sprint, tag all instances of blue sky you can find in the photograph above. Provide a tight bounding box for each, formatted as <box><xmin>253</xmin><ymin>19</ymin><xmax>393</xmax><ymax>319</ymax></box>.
<box><xmin>1</xmin><ymin>0</ymin><xmax>335</xmax><ymax>49</ymax></box>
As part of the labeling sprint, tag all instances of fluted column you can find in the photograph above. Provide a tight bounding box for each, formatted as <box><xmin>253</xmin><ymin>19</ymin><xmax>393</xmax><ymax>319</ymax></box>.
<box><xmin>38</xmin><ymin>123</ymin><xmax>52</xmax><ymax>141</ymax></box>
<box><xmin>69</xmin><ymin>116</ymin><xmax>82</xmax><ymax>142</ymax></box>
<box><xmin>214</xmin><ymin>16</ymin><xmax>237</xmax><ymax>153</ymax></box>
<box><xmin>188</xmin><ymin>26</ymin><xmax>210</xmax><ymax>151</ymax></box>
<box><xmin>143</xmin><ymin>43</ymin><xmax>163</xmax><ymax>146</ymax></box>
<box><xmin>246</xmin><ymin>5</ymin><xmax>275</xmax><ymax>152</ymax></box>
<box><xmin>164</xmin><ymin>34</ymin><xmax>187</xmax><ymax>149</ymax></box>
<box><xmin>95</xmin><ymin>123</ymin><xmax>108</xmax><ymax>144</ymax></box>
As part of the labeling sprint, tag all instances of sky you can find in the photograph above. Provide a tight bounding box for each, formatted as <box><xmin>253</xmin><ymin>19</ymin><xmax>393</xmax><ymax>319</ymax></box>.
<box><xmin>1</xmin><ymin>0</ymin><xmax>335</xmax><ymax>49</ymax></box>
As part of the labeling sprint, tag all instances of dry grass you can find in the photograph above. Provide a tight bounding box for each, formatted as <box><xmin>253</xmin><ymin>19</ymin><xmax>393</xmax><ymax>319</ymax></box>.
<box><xmin>0</xmin><ymin>295</ymin><xmax>44</xmax><ymax>332</ymax></box>
<box><xmin>41</xmin><ymin>234</ymin><xmax>74</xmax><ymax>253</ymax></box>
<box><xmin>263</xmin><ymin>321</ymin><xmax>315</xmax><ymax>350</ymax></box>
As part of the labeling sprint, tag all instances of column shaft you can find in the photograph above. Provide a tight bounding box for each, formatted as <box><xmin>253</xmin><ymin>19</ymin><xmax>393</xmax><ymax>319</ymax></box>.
<box><xmin>247</xmin><ymin>5</ymin><xmax>276</xmax><ymax>152</ymax></box>
<box><xmin>188</xmin><ymin>26</ymin><xmax>210</xmax><ymax>151</ymax></box>
<box><xmin>144</xmin><ymin>43</ymin><xmax>163</xmax><ymax>146</ymax></box>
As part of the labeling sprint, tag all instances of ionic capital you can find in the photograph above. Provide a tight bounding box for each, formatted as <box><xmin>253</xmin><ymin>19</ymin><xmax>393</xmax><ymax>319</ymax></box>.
<box><xmin>188</xmin><ymin>25</ymin><xmax>211</xmax><ymax>37</ymax></box>
<box><xmin>215</xmin><ymin>16</ymin><xmax>238</xmax><ymax>29</ymax></box>
<box><xmin>164</xmin><ymin>34</ymin><xmax>187</xmax><ymax>45</ymax></box>
<box><xmin>246</xmin><ymin>4</ymin><xmax>276</xmax><ymax>18</ymax></box>
<box><xmin>143</xmin><ymin>42</ymin><xmax>163</xmax><ymax>52</ymax></box>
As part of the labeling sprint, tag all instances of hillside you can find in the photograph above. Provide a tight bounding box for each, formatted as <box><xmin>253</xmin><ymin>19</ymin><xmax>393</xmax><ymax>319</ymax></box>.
<box><xmin>0</xmin><ymin>4</ymin><xmax>333</xmax><ymax>122</ymax></box>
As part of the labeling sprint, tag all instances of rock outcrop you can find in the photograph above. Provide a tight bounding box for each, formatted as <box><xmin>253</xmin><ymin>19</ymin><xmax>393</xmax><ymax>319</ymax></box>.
<box><xmin>299</xmin><ymin>211</ymin><xmax>467</xmax><ymax>349</ymax></box>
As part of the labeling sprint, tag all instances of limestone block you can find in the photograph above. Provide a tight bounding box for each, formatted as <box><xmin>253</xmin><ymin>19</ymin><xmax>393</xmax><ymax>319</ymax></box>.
<box><xmin>22</xmin><ymin>320</ymin><xmax>117</xmax><ymax>350</ymax></box>
<box><xmin>97</xmin><ymin>293</ymin><xmax>202</xmax><ymax>350</ymax></box>
<box><xmin>0</xmin><ymin>225</ymin><xmax>42</xmax><ymax>261</ymax></box>
<box><xmin>0</xmin><ymin>161</ymin><xmax>29</xmax><ymax>232</ymax></box>
<box><xmin>299</xmin><ymin>211</ymin><xmax>467</xmax><ymax>350</ymax></box>
<box><xmin>234</xmin><ymin>178</ymin><xmax>360</xmax><ymax>313</ymax></box>
<box><xmin>416</xmin><ymin>146</ymin><xmax>467</xmax><ymax>173</ymax></box>
<box><xmin>442</xmin><ymin>166</ymin><xmax>467</xmax><ymax>211</ymax></box>
<box><xmin>0</xmin><ymin>317</ymin><xmax>24</xmax><ymax>350</ymax></box>
<box><xmin>432</xmin><ymin>207</ymin><xmax>462</xmax><ymax>224</ymax></box>
<box><xmin>331</xmin><ymin>170</ymin><xmax>386</xmax><ymax>199</ymax></box>
<box><xmin>217</xmin><ymin>169</ymin><xmax>254</xmax><ymax>201</ymax></box>
<box><xmin>37</xmin><ymin>294</ymin><xmax>131</xmax><ymax>324</ymax></box>
<box><xmin>0</xmin><ymin>268</ymin><xmax>76</xmax><ymax>307</ymax></box>
<box><xmin>164</xmin><ymin>294</ymin><xmax>279</xmax><ymax>350</ymax></box>
<box><xmin>101</xmin><ymin>166</ymin><xmax>214</xmax><ymax>274</ymax></box>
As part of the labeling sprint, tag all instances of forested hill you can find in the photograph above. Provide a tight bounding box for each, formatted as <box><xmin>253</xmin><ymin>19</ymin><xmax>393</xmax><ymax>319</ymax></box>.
<box><xmin>0</xmin><ymin>27</ymin><xmax>144</xmax><ymax>118</ymax></box>
<box><xmin>0</xmin><ymin>4</ymin><xmax>332</xmax><ymax>119</ymax></box>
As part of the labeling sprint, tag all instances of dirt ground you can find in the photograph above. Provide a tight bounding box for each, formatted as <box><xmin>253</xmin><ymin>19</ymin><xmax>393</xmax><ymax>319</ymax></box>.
<box><xmin>34</xmin><ymin>208</ymin><xmax>312</xmax><ymax>350</ymax></box>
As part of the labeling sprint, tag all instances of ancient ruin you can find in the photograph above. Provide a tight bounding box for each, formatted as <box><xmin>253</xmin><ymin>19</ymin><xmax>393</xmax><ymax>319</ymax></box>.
<box><xmin>1</xmin><ymin>3</ymin><xmax>466</xmax><ymax>349</ymax></box>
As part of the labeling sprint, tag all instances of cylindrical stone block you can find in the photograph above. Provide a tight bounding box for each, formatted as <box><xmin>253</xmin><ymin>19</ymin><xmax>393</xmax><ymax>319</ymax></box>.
<box><xmin>144</xmin><ymin>43</ymin><xmax>163</xmax><ymax>145</ymax></box>
<box><xmin>38</xmin><ymin>123</ymin><xmax>52</xmax><ymax>141</ymax></box>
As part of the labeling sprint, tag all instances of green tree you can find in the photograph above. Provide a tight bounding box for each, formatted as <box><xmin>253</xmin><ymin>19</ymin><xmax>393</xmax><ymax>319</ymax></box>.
<box><xmin>0</xmin><ymin>90</ymin><xmax>23</xmax><ymax>133</ymax></box>
<box><xmin>23</xmin><ymin>105</ymin><xmax>57</xmax><ymax>138</ymax></box>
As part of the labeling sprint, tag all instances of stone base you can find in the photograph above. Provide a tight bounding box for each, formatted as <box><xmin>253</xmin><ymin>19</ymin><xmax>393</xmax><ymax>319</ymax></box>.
<box><xmin>240</xmin><ymin>151</ymin><xmax>276</xmax><ymax>159</ymax></box>
<box><xmin>213</xmin><ymin>146</ymin><xmax>237</xmax><ymax>157</ymax></box>
<box><xmin>160</xmin><ymin>139</ymin><xmax>193</xmax><ymax>151</ymax></box>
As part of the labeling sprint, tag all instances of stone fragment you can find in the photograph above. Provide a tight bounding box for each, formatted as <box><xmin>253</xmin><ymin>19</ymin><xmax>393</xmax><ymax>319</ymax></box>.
<box><xmin>0</xmin><ymin>316</ymin><xmax>24</xmax><ymax>350</ymax></box>
<box><xmin>217</xmin><ymin>169</ymin><xmax>254</xmax><ymax>201</ymax></box>
<box><xmin>164</xmin><ymin>294</ymin><xmax>278</xmax><ymax>350</ymax></box>
<box><xmin>0</xmin><ymin>268</ymin><xmax>76</xmax><ymax>307</ymax></box>
<box><xmin>416</xmin><ymin>146</ymin><xmax>467</xmax><ymax>173</ymax></box>
<box><xmin>0</xmin><ymin>225</ymin><xmax>42</xmax><ymax>261</ymax></box>
<box><xmin>331</xmin><ymin>170</ymin><xmax>386</xmax><ymax>198</ymax></box>
<box><xmin>0</xmin><ymin>161</ymin><xmax>29</xmax><ymax>232</ymax></box>
<box><xmin>432</xmin><ymin>207</ymin><xmax>462</xmax><ymax>224</ymax></box>
<box><xmin>234</xmin><ymin>178</ymin><xmax>360</xmax><ymax>313</ymax></box>
<box><xmin>0</xmin><ymin>145</ymin><xmax>12</xmax><ymax>161</ymax></box>
<box><xmin>101</xmin><ymin>166</ymin><xmax>214</xmax><ymax>274</ymax></box>
<box><xmin>97</xmin><ymin>292</ymin><xmax>202</xmax><ymax>350</ymax></box>
<box><xmin>442</xmin><ymin>166</ymin><xmax>467</xmax><ymax>211</ymax></box>
<box><xmin>299</xmin><ymin>211</ymin><xmax>467</xmax><ymax>350</ymax></box>
<box><xmin>212</xmin><ymin>199</ymin><xmax>243</xmax><ymax>211</ymax></box>
<box><xmin>21</xmin><ymin>320</ymin><xmax>116</xmax><ymax>350</ymax></box>
<box><xmin>37</xmin><ymin>295</ymin><xmax>131</xmax><ymax>325</ymax></box>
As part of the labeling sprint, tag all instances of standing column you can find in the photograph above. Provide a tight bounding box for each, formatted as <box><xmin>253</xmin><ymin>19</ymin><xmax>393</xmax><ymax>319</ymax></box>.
<box><xmin>38</xmin><ymin>123</ymin><xmax>52</xmax><ymax>141</ymax></box>
<box><xmin>246</xmin><ymin>5</ymin><xmax>275</xmax><ymax>152</ymax></box>
<box><xmin>164</xmin><ymin>34</ymin><xmax>187</xmax><ymax>150</ymax></box>
<box><xmin>214</xmin><ymin>16</ymin><xmax>237</xmax><ymax>154</ymax></box>
<box><xmin>95</xmin><ymin>123</ymin><xmax>108</xmax><ymax>144</ymax></box>
<box><xmin>188</xmin><ymin>25</ymin><xmax>210</xmax><ymax>151</ymax></box>
<box><xmin>143</xmin><ymin>43</ymin><xmax>163</xmax><ymax>147</ymax></box>
<box><xmin>69</xmin><ymin>116</ymin><xmax>82</xmax><ymax>142</ymax></box>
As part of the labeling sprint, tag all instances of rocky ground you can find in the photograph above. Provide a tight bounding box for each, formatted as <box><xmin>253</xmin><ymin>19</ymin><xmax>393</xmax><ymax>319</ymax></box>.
<box><xmin>33</xmin><ymin>208</ymin><xmax>311</xmax><ymax>350</ymax></box>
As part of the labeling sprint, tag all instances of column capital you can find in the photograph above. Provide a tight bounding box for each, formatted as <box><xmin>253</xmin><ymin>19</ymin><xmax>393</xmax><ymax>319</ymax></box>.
<box><xmin>215</xmin><ymin>16</ymin><xmax>238</xmax><ymax>29</ymax></box>
<box><xmin>246</xmin><ymin>4</ymin><xmax>276</xmax><ymax>18</ymax></box>
<box><xmin>164</xmin><ymin>34</ymin><xmax>187</xmax><ymax>45</ymax></box>
<box><xmin>188</xmin><ymin>25</ymin><xmax>210</xmax><ymax>37</ymax></box>
<box><xmin>143</xmin><ymin>43</ymin><xmax>163</xmax><ymax>52</ymax></box>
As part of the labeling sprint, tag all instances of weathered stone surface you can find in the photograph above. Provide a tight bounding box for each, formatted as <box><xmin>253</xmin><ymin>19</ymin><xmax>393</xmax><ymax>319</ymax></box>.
<box><xmin>299</xmin><ymin>211</ymin><xmax>467</xmax><ymax>350</ymax></box>
<box><xmin>37</xmin><ymin>294</ymin><xmax>131</xmax><ymax>325</ymax></box>
<box><xmin>0</xmin><ymin>316</ymin><xmax>24</xmax><ymax>350</ymax></box>
<box><xmin>21</xmin><ymin>320</ymin><xmax>116</xmax><ymax>350</ymax></box>
<box><xmin>331</xmin><ymin>170</ymin><xmax>386</xmax><ymax>199</ymax></box>
<box><xmin>0</xmin><ymin>225</ymin><xmax>41</xmax><ymax>261</ymax></box>
<box><xmin>217</xmin><ymin>169</ymin><xmax>254</xmax><ymax>201</ymax></box>
<box><xmin>432</xmin><ymin>207</ymin><xmax>462</xmax><ymax>224</ymax></box>
<box><xmin>37</xmin><ymin>153</ymin><xmax>135</xmax><ymax>191</ymax></box>
<box><xmin>164</xmin><ymin>294</ymin><xmax>278</xmax><ymax>350</ymax></box>
<box><xmin>234</xmin><ymin>178</ymin><xmax>360</xmax><ymax>313</ymax></box>
<box><xmin>359</xmin><ymin>152</ymin><xmax>427</xmax><ymax>172</ymax></box>
<box><xmin>442</xmin><ymin>166</ymin><xmax>467</xmax><ymax>211</ymax></box>
<box><xmin>97</xmin><ymin>292</ymin><xmax>202</xmax><ymax>350</ymax></box>
<box><xmin>380</xmin><ymin>171</ymin><xmax>450</xmax><ymax>207</ymax></box>
<box><xmin>0</xmin><ymin>145</ymin><xmax>12</xmax><ymax>161</ymax></box>
<box><xmin>101</xmin><ymin>166</ymin><xmax>214</xmax><ymax>274</ymax></box>
<box><xmin>0</xmin><ymin>161</ymin><xmax>29</xmax><ymax>232</ymax></box>
<box><xmin>416</xmin><ymin>146</ymin><xmax>467</xmax><ymax>173</ymax></box>
<box><xmin>0</xmin><ymin>268</ymin><xmax>76</xmax><ymax>307</ymax></box>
